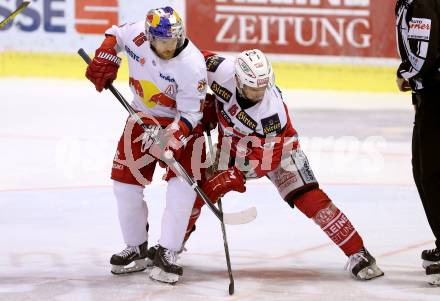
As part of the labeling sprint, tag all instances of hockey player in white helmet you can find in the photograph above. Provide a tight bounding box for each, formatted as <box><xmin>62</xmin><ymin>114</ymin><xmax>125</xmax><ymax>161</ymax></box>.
<box><xmin>172</xmin><ymin>49</ymin><xmax>385</xmax><ymax>281</ymax></box>
<box><xmin>85</xmin><ymin>7</ymin><xmax>209</xmax><ymax>284</ymax></box>
<box><xmin>234</xmin><ymin>49</ymin><xmax>275</xmax><ymax>103</ymax></box>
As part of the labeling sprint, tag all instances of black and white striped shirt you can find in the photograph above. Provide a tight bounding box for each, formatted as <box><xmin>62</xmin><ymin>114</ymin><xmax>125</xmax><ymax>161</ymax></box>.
<box><xmin>396</xmin><ymin>0</ymin><xmax>440</xmax><ymax>91</ymax></box>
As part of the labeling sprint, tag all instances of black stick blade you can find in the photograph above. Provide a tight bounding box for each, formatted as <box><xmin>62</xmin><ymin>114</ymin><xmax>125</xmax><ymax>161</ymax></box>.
<box><xmin>229</xmin><ymin>281</ymin><xmax>234</xmax><ymax>295</ymax></box>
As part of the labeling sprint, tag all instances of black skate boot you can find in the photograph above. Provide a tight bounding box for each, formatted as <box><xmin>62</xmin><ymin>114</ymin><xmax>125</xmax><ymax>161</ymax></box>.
<box><xmin>147</xmin><ymin>225</ymin><xmax>196</xmax><ymax>262</ymax></box>
<box><xmin>421</xmin><ymin>248</ymin><xmax>440</xmax><ymax>269</ymax></box>
<box><xmin>345</xmin><ymin>248</ymin><xmax>384</xmax><ymax>280</ymax></box>
<box><xmin>426</xmin><ymin>263</ymin><xmax>440</xmax><ymax>286</ymax></box>
<box><xmin>110</xmin><ymin>240</ymin><xmax>149</xmax><ymax>275</ymax></box>
<box><xmin>146</xmin><ymin>244</ymin><xmax>159</xmax><ymax>267</ymax></box>
<box><xmin>149</xmin><ymin>245</ymin><xmax>183</xmax><ymax>284</ymax></box>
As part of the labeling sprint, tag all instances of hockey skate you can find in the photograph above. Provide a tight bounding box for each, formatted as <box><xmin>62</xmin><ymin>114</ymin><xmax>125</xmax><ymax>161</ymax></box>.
<box><xmin>110</xmin><ymin>241</ymin><xmax>149</xmax><ymax>275</ymax></box>
<box><xmin>421</xmin><ymin>248</ymin><xmax>440</xmax><ymax>269</ymax></box>
<box><xmin>426</xmin><ymin>263</ymin><xmax>440</xmax><ymax>286</ymax></box>
<box><xmin>149</xmin><ymin>245</ymin><xmax>183</xmax><ymax>284</ymax></box>
<box><xmin>146</xmin><ymin>244</ymin><xmax>159</xmax><ymax>266</ymax></box>
<box><xmin>345</xmin><ymin>248</ymin><xmax>384</xmax><ymax>280</ymax></box>
<box><xmin>147</xmin><ymin>225</ymin><xmax>194</xmax><ymax>261</ymax></box>
<box><xmin>146</xmin><ymin>239</ymin><xmax>187</xmax><ymax>266</ymax></box>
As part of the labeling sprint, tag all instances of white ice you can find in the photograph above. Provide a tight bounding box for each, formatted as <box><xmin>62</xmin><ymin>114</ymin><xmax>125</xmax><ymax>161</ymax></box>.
<box><xmin>0</xmin><ymin>78</ymin><xmax>439</xmax><ymax>301</ymax></box>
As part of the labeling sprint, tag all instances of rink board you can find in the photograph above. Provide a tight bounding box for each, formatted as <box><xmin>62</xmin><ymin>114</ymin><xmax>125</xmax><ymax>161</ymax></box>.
<box><xmin>0</xmin><ymin>51</ymin><xmax>398</xmax><ymax>92</ymax></box>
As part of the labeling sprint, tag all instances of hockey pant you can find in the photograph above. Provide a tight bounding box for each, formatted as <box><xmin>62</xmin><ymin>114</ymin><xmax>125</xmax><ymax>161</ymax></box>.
<box><xmin>185</xmin><ymin>148</ymin><xmax>364</xmax><ymax>256</ymax></box>
<box><xmin>111</xmin><ymin>115</ymin><xmax>205</xmax><ymax>251</ymax></box>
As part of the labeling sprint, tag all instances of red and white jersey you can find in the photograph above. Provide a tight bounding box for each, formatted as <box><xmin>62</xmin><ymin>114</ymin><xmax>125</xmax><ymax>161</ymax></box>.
<box><xmin>106</xmin><ymin>21</ymin><xmax>208</xmax><ymax>129</ymax></box>
<box><xmin>204</xmin><ymin>53</ymin><xmax>298</xmax><ymax>178</ymax></box>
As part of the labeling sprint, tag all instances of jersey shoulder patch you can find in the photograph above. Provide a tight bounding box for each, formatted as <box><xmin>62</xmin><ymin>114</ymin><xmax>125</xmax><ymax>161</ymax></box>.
<box><xmin>236</xmin><ymin>110</ymin><xmax>257</xmax><ymax>131</ymax></box>
<box><xmin>261</xmin><ymin>113</ymin><xmax>282</xmax><ymax>135</ymax></box>
<box><xmin>211</xmin><ymin>81</ymin><xmax>233</xmax><ymax>102</ymax></box>
<box><xmin>408</xmin><ymin>18</ymin><xmax>431</xmax><ymax>40</ymax></box>
<box><xmin>206</xmin><ymin>55</ymin><xmax>226</xmax><ymax>72</ymax></box>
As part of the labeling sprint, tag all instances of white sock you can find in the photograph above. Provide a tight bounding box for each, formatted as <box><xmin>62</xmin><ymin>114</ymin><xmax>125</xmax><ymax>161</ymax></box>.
<box><xmin>159</xmin><ymin>177</ymin><xmax>197</xmax><ymax>251</ymax></box>
<box><xmin>113</xmin><ymin>181</ymin><xmax>148</xmax><ymax>246</ymax></box>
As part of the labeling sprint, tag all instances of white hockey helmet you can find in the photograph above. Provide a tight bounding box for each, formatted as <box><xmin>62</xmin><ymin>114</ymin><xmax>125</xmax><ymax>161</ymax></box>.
<box><xmin>235</xmin><ymin>49</ymin><xmax>274</xmax><ymax>91</ymax></box>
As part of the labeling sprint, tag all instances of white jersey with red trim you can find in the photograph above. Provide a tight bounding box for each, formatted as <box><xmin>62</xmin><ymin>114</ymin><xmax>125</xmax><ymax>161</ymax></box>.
<box><xmin>106</xmin><ymin>21</ymin><xmax>208</xmax><ymax>129</ymax></box>
<box><xmin>205</xmin><ymin>54</ymin><xmax>298</xmax><ymax>177</ymax></box>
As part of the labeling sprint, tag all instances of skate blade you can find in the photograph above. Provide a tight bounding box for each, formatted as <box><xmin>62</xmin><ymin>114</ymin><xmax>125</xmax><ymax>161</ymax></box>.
<box><xmin>111</xmin><ymin>259</ymin><xmax>148</xmax><ymax>275</ymax></box>
<box><xmin>423</xmin><ymin>260</ymin><xmax>440</xmax><ymax>269</ymax></box>
<box><xmin>428</xmin><ymin>274</ymin><xmax>440</xmax><ymax>286</ymax></box>
<box><xmin>149</xmin><ymin>267</ymin><xmax>179</xmax><ymax>284</ymax></box>
<box><xmin>355</xmin><ymin>263</ymin><xmax>384</xmax><ymax>280</ymax></box>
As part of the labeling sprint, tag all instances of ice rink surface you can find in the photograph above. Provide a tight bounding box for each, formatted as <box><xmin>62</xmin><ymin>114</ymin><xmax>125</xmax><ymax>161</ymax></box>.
<box><xmin>1</xmin><ymin>79</ymin><xmax>439</xmax><ymax>300</ymax></box>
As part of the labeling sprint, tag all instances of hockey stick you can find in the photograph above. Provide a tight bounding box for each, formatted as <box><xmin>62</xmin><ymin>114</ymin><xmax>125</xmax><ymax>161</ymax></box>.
<box><xmin>0</xmin><ymin>1</ymin><xmax>30</xmax><ymax>29</ymax></box>
<box><xmin>205</xmin><ymin>129</ymin><xmax>234</xmax><ymax>295</ymax></box>
<box><xmin>77</xmin><ymin>48</ymin><xmax>257</xmax><ymax>225</ymax></box>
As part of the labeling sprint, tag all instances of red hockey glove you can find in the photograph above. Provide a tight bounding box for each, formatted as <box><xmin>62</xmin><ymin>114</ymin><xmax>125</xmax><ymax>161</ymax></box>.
<box><xmin>86</xmin><ymin>36</ymin><xmax>121</xmax><ymax>92</ymax></box>
<box><xmin>201</xmin><ymin>166</ymin><xmax>246</xmax><ymax>203</ymax></box>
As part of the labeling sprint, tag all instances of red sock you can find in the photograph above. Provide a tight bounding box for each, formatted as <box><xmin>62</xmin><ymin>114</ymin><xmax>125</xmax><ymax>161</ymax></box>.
<box><xmin>184</xmin><ymin>197</ymin><xmax>205</xmax><ymax>241</ymax></box>
<box><xmin>294</xmin><ymin>188</ymin><xmax>363</xmax><ymax>256</ymax></box>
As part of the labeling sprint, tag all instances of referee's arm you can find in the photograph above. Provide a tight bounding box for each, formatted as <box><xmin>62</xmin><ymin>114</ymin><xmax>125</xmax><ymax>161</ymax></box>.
<box><xmin>397</xmin><ymin>0</ymin><xmax>439</xmax><ymax>80</ymax></box>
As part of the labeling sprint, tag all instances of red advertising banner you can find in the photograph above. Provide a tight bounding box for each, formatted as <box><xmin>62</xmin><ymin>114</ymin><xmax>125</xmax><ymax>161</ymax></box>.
<box><xmin>186</xmin><ymin>0</ymin><xmax>397</xmax><ymax>58</ymax></box>
<box><xmin>75</xmin><ymin>0</ymin><xmax>119</xmax><ymax>34</ymax></box>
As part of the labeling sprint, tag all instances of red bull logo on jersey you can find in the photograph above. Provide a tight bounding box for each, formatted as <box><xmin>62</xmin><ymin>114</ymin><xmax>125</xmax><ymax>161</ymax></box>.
<box><xmin>129</xmin><ymin>77</ymin><xmax>176</xmax><ymax>109</ymax></box>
